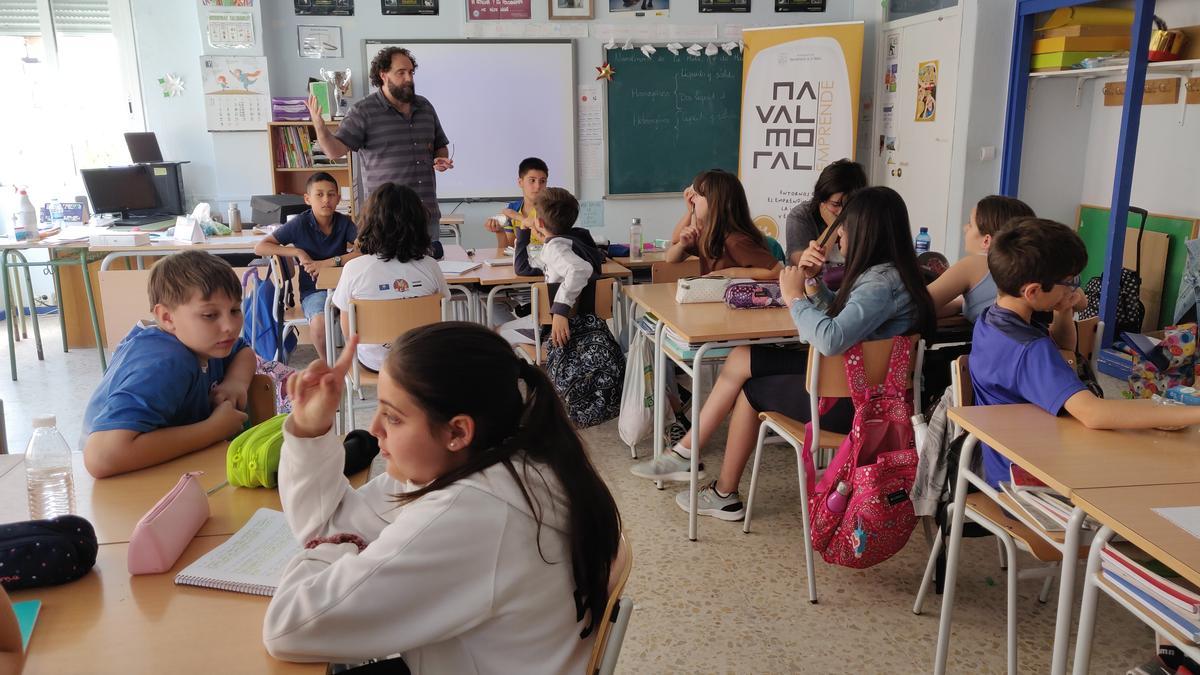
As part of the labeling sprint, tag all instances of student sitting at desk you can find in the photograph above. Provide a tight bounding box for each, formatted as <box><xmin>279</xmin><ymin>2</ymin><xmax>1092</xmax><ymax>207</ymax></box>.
<box><xmin>633</xmin><ymin>187</ymin><xmax>935</xmax><ymax>522</ymax></box>
<box><xmin>783</xmin><ymin>159</ymin><xmax>868</xmax><ymax>288</ymax></box>
<box><xmin>483</xmin><ymin>157</ymin><xmax>549</xmax><ymax>248</ymax></box>
<box><xmin>253</xmin><ymin>171</ymin><xmax>359</xmax><ymax>362</ymax></box>
<box><xmin>81</xmin><ymin>252</ymin><xmax>255</xmax><ymax>478</ymax></box>
<box><xmin>665</xmin><ymin>169</ymin><xmax>781</xmax><ymax>280</ymax></box>
<box><xmin>264</xmin><ymin>323</ymin><xmax>621</xmax><ymax>674</ymax></box>
<box><xmin>332</xmin><ymin>182</ymin><xmax>449</xmax><ymax>372</ymax></box>
<box><xmin>927</xmin><ymin>195</ymin><xmax>1034</xmax><ymax>322</ymax></box>
<box><xmin>970</xmin><ymin>219</ymin><xmax>1200</xmax><ymax>488</ymax></box>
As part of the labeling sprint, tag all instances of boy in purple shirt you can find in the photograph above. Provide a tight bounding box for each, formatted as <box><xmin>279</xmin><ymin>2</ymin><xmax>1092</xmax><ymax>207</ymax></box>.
<box><xmin>970</xmin><ymin>218</ymin><xmax>1200</xmax><ymax>487</ymax></box>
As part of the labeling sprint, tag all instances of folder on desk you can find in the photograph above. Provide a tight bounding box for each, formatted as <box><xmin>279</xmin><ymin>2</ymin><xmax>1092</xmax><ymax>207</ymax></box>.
<box><xmin>13</xmin><ymin>600</ymin><xmax>39</xmax><ymax>650</ymax></box>
<box><xmin>485</xmin><ymin>257</ymin><xmax>514</xmax><ymax>267</ymax></box>
<box><xmin>437</xmin><ymin>260</ymin><xmax>482</xmax><ymax>275</ymax></box>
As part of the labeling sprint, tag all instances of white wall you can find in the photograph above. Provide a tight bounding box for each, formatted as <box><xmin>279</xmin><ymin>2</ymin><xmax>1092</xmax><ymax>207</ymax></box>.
<box><xmin>133</xmin><ymin>0</ymin><xmax>887</xmax><ymax>249</ymax></box>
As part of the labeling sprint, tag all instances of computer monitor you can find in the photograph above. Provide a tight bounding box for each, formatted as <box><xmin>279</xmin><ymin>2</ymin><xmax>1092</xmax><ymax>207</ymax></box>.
<box><xmin>80</xmin><ymin>166</ymin><xmax>162</xmax><ymax>222</ymax></box>
<box><xmin>124</xmin><ymin>132</ymin><xmax>163</xmax><ymax>163</ymax></box>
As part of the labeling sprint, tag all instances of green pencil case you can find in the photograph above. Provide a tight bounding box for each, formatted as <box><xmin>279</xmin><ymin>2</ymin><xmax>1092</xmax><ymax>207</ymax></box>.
<box><xmin>227</xmin><ymin>413</ymin><xmax>288</xmax><ymax>488</ymax></box>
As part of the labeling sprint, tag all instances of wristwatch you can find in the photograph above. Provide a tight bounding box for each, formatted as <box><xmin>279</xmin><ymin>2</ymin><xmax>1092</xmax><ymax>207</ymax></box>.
<box><xmin>334</xmin><ymin>255</ymin><xmax>343</xmax><ymax>267</ymax></box>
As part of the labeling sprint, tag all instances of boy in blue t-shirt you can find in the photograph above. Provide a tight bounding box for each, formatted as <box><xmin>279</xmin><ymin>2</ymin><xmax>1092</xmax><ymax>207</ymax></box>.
<box><xmin>82</xmin><ymin>251</ymin><xmax>256</xmax><ymax>478</ymax></box>
<box><xmin>970</xmin><ymin>218</ymin><xmax>1200</xmax><ymax>487</ymax></box>
<box><xmin>483</xmin><ymin>157</ymin><xmax>548</xmax><ymax>248</ymax></box>
<box><xmin>254</xmin><ymin>171</ymin><xmax>359</xmax><ymax>361</ymax></box>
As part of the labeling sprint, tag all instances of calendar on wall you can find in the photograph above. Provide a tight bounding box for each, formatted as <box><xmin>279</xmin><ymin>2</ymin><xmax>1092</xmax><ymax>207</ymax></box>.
<box><xmin>201</xmin><ymin>56</ymin><xmax>272</xmax><ymax>131</ymax></box>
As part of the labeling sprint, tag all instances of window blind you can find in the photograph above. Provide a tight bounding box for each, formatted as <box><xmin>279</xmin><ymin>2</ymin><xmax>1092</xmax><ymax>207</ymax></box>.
<box><xmin>0</xmin><ymin>0</ymin><xmax>39</xmax><ymax>36</ymax></box>
<box><xmin>52</xmin><ymin>0</ymin><xmax>111</xmax><ymax>34</ymax></box>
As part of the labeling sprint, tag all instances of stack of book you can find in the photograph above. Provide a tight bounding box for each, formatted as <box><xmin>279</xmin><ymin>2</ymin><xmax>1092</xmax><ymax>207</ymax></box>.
<box><xmin>998</xmin><ymin>464</ymin><xmax>1091</xmax><ymax>532</ymax></box>
<box><xmin>1032</xmin><ymin>7</ymin><xmax>1133</xmax><ymax>72</ymax></box>
<box><xmin>1101</xmin><ymin>544</ymin><xmax>1200</xmax><ymax>643</ymax></box>
<box><xmin>274</xmin><ymin>126</ymin><xmax>315</xmax><ymax>169</ymax></box>
<box><xmin>633</xmin><ymin>313</ymin><xmax>731</xmax><ymax>361</ymax></box>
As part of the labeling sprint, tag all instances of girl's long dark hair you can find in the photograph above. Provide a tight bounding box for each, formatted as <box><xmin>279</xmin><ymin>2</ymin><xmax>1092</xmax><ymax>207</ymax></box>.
<box><xmin>384</xmin><ymin>323</ymin><xmax>621</xmax><ymax>639</ymax></box>
<box><xmin>829</xmin><ymin>187</ymin><xmax>935</xmax><ymax>338</ymax></box>
<box><xmin>693</xmin><ymin>169</ymin><xmax>766</xmax><ymax>262</ymax></box>
<box><xmin>356</xmin><ymin>182</ymin><xmax>431</xmax><ymax>262</ymax></box>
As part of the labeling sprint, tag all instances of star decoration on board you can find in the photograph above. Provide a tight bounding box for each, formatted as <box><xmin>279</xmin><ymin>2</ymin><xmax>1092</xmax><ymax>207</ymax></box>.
<box><xmin>595</xmin><ymin>62</ymin><xmax>615</xmax><ymax>81</ymax></box>
<box><xmin>158</xmin><ymin>73</ymin><xmax>184</xmax><ymax>98</ymax></box>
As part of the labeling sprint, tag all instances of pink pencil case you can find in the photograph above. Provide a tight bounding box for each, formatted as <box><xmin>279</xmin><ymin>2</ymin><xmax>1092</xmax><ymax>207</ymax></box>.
<box><xmin>127</xmin><ymin>471</ymin><xmax>211</xmax><ymax>575</ymax></box>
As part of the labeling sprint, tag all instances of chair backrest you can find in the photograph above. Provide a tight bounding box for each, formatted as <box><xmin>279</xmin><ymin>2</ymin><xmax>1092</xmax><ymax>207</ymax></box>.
<box><xmin>951</xmin><ymin>354</ymin><xmax>973</xmax><ymax>407</ymax></box>
<box><xmin>348</xmin><ymin>295</ymin><xmax>444</xmax><ymax>345</ymax></box>
<box><xmin>805</xmin><ymin>334</ymin><xmax>922</xmax><ymax>398</ymax></box>
<box><xmin>585</xmin><ymin>533</ymin><xmax>632</xmax><ymax>675</ymax></box>
<box><xmin>246</xmin><ymin>374</ymin><xmax>276</xmax><ymax>425</ymax></box>
<box><xmin>650</xmin><ymin>259</ymin><xmax>700</xmax><ymax>284</ymax></box>
<box><xmin>533</xmin><ymin>278</ymin><xmax>616</xmax><ymax>325</ymax></box>
<box><xmin>1074</xmin><ymin>316</ymin><xmax>1100</xmax><ymax>363</ymax></box>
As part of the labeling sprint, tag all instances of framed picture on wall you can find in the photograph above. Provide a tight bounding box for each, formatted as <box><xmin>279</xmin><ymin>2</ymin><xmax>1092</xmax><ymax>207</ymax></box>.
<box><xmin>295</xmin><ymin>0</ymin><xmax>354</xmax><ymax>15</ymax></box>
<box><xmin>699</xmin><ymin>0</ymin><xmax>749</xmax><ymax>12</ymax></box>
<box><xmin>774</xmin><ymin>0</ymin><xmax>822</xmax><ymax>11</ymax></box>
<box><xmin>298</xmin><ymin>25</ymin><xmax>344</xmax><ymax>58</ymax></box>
<box><xmin>382</xmin><ymin>0</ymin><xmax>439</xmax><ymax>14</ymax></box>
<box><xmin>548</xmin><ymin>0</ymin><xmax>593</xmax><ymax>20</ymax></box>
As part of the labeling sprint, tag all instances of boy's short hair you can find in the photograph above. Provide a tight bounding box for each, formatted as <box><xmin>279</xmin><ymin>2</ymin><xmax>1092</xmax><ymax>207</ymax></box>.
<box><xmin>306</xmin><ymin>171</ymin><xmax>339</xmax><ymax>191</ymax></box>
<box><xmin>534</xmin><ymin>187</ymin><xmax>579</xmax><ymax>234</ymax></box>
<box><xmin>975</xmin><ymin>195</ymin><xmax>1035</xmax><ymax>237</ymax></box>
<box><xmin>989</xmin><ymin>218</ymin><xmax>1087</xmax><ymax>296</ymax></box>
<box><xmin>517</xmin><ymin>157</ymin><xmax>549</xmax><ymax>178</ymax></box>
<box><xmin>149</xmin><ymin>251</ymin><xmax>242</xmax><ymax>309</ymax></box>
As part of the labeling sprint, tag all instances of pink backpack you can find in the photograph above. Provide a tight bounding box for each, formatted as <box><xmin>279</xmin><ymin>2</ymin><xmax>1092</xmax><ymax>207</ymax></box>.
<box><xmin>803</xmin><ymin>336</ymin><xmax>918</xmax><ymax>569</ymax></box>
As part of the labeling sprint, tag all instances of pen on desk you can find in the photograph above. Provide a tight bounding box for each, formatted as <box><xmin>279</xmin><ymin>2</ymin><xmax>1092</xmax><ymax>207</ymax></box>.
<box><xmin>207</xmin><ymin>480</ymin><xmax>229</xmax><ymax>495</ymax></box>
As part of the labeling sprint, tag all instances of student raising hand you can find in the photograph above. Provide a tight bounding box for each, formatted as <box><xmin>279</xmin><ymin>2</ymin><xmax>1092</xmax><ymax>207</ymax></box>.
<box><xmin>287</xmin><ymin>336</ymin><xmax>359</xmax><ymax>438</ymax></box>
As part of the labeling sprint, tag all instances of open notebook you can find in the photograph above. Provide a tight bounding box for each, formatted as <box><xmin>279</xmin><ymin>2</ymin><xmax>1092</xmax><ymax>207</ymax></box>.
<box><xmin>175</xmin><ymin>509</ymin><xmax>301</xmax><ymax>597</ymax></box>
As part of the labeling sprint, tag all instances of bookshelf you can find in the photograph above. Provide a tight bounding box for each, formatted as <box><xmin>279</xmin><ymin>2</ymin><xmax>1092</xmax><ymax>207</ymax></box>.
<box><xmin>267</xmin><ymin>121</ymin><xmax>354</xmax><ymax>217</ymax></box>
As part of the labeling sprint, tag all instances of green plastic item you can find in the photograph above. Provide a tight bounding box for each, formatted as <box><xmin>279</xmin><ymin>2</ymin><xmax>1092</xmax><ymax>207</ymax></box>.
<box><xmin>227</xmin><ymin>413</ymin><xmax>288</xmax><ymax>488</ymax></box>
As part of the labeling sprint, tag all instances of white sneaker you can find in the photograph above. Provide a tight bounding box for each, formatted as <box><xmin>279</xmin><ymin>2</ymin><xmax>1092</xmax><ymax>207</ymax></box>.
<box><xmin>675</xmin><ymin>481</ymin><xmax>745</xmax><ymax>521</ymax></box>
<box><xmin>630</xmin><ymin>451</ymin><xmax>705</xmax><ymax>482</ymax></box>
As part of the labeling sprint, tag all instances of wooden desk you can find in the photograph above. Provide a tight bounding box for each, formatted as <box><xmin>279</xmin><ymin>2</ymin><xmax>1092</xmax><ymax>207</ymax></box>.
<box><xmin>621</xmin><ymin>282</ymin><xmax>797</xmax><ymax>541</ymax></box>
<box><xmin>1071</xmin><ymin>483</ymin><xmax>1200</xmax><ymax>671</ymax></box>
<box><xmin>0</xmin><ymin>446</ymin><xmax>367</xmax><ymax>545</ymax></box>
<box><xmin>470</xmin><ymin>247</ymin><xmax>632</xmax><ymax>286</ymax></box>
<box><xmin>10</xmin><ymin>536</ymin><xmax>321</xmax><ymax>674</ymax></box>
<box><xmin>948</xmin><ymin>404</ymin><xmax>1200</xmax><ymax>495</ymax></box>
<box><xmin>612</xmin><ymin>250</ymin><xmax>669</xmax><ymax>270</ymax></box>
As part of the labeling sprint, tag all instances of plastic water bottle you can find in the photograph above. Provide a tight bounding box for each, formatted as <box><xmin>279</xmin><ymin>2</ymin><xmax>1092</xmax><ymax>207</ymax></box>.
<box><xmin>17</xmin><ymin>189</ymin><xmax>37</xmax><ymax>240</ymax></box>
<box><xmin>826</xmin><ymin>481</ymin><xmax>851</xmax><ymax>514</ymax></box>
<box><xmin>914</xmin><ymin>227</ymin><xmax>932</xmax><ymax>254</ymax></box>
<box><xmin>49</xmin><ymin>198</ymin><xmax>64</xmax><ymax>229</ymax></box>
<box><xmin>25</xmin><ymin>415</ymin><xmax>76</xmax><ymax>520</ymax></box>
<box><xmin>629</xmin><ymin>218</ymin><xmax>643</xmax><ymax>261</ymax></box>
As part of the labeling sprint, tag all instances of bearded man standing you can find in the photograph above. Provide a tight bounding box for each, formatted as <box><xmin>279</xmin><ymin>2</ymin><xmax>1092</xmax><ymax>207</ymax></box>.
<box><xmin>307</xmin><ymin>46</ymin><xmax>453</xmax><ymax>239</ymax></box>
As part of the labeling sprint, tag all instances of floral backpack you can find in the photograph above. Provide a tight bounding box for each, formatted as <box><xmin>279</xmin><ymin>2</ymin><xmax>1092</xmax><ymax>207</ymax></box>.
<box><xmin>803</xmin><ymin>336</ymin><xmax>919</xmax><ymax>569</ymax></box>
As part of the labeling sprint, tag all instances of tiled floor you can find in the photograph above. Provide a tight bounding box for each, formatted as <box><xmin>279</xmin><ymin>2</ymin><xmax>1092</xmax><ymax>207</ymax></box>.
<box><xmin>1</xmin><ymin>316</ymin><xmax>1155</xmax><ymax>673</ymax></box>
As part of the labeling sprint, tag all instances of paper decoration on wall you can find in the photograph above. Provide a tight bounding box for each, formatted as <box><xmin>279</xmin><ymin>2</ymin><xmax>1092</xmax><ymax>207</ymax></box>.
<box><xmin>665</xmin><ymin>42</ymin><xmax>682</xmax><ymax>55</ymax></box>
<box><xmin>685</xmin><ymin>43</ymin><xmax>702</xmax><ymax>56</ymax></box>
<box><xmin>622</xmin><ymin>38</ymin><xmax>633</xmax><ymax>50</ymax></box>
<box><xmin>158</xmin><ymin>74</ymin><xmax>185</xmax><ymax>97</ymax></box>
<box><xmin>914</xmin><ymin>59</ymin><xmax>938</xmax><ymax>122</ymax></box>
<box><xmin>294</xmin><ymin>0</ymin><xmax>353</xmax><ymax>14</ymax></box>
<box><xmin>608</xmin><ymin>0</ymin><xmax>668</xmax><ymax>18</ymax></box>
<box><xmin>595</xmin><ymin>62</ymin><xmax>615</xmax><ymax>81</ymax></box>
<box><xmin>719</xmin><ymin>41</ymin><xmax>738</xmax><ymax>55</ymax></box>
<box><xmin>704</xmin><ymin>42</ymin><xmax>718</xmax><ymax>56</ymax></box>
<box><xmin>298</xmin><ymin>25</ymin><xmax>343</xmax><ymax>58</ymax></box>
<box><xmin>205</xmin><ymin>9</ymin><xmax>256</xmax><ymax>50</ymax></box>
<box><xmin>604</xmin><ymin>37</ymin><xmax>616</xmax><ymax>49</ymax></box>
<box><xmin>201</xmin><ymin>56</ymin><xmax>271</xmax><ymax>131</ymax></box>
<box><xmin>640</xmin><ymin>44</ymin><xmax>656</xmax><ymax>58</ymax></box>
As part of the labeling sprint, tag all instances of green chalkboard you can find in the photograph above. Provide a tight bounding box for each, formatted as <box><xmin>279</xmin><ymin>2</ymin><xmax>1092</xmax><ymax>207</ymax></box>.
<box><xmin>605</xmin><ymin>48</ymin><xmax>742</xmax><ymax>195</ymax></box>
<box><xmin>1078</xmin><ymin>205</ymin><xmax>1199</xmax><ymax>328</ymax></box>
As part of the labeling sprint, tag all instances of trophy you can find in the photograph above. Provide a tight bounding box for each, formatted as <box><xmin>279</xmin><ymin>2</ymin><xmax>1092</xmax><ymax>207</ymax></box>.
<box><xmin>320</xmin><ymin>67</ymin><xmax>352</xmax><ymax>119</ymax></box>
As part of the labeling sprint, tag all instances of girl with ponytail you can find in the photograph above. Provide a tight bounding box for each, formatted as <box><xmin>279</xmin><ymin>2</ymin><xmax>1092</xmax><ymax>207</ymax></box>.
<box><xmin>264</xmin><ymin>323</ymin><xmax>622</xmax><ymax>674</ymax></box>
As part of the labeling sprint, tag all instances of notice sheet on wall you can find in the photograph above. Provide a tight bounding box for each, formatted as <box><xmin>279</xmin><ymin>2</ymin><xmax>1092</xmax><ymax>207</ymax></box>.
<box><xmin>201</xmin><ymin>56</ymin><xmax>271</xmax><ymax>131</ymax></box>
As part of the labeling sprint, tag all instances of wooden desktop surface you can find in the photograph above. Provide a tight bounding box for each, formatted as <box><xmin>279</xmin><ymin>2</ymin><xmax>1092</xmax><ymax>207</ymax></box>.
<box><xmin>622</xmin><ymin>282</ymin><xmax>798</xmax><ymax>344</ymax></box>
<box><xmin>948</xmin><ymin>404</ymin><xmax>1200</xmax><ymax>496</ymax></box>
<box><xmin>471</xmin><ymin>248</ymin><xmax>632</xmax><ymax>286</ymax></box>
<box><xmin>1071</xmin><ymin>483</ymin><xmax>1200</xmax><ymax>589</ymax></box>
<box><xmin>612</xmin><ymin>250</ymin><xmax>669</xmax><ymax>270</ymax></box>
<box><xmin>0</xmin><ymin>445</ymin><xmax>367</xmax><ymax>545</ymax></box>
<box><xmin>86</xmin><ymin>232</ymin><xmax>267</xmax><ymax>253</ymax></box>
<box><xmin>9</xmin><ymin>536</ymin><xmax>322</xmax><ymax>674</ymax></box>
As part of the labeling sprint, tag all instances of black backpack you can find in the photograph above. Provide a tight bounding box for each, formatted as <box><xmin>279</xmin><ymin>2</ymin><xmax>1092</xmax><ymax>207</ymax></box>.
<box><xmin>1079</xmin><ymin>207</ymin><xmax>1148</xmax><ymax>335</ymax></box>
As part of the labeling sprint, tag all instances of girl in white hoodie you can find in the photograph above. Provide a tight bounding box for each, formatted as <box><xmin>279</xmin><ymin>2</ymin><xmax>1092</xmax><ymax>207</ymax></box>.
<box><xmin>263</xmin><ymin>323</ymin><xmax>622</xmax><ymax>674</ymax></box>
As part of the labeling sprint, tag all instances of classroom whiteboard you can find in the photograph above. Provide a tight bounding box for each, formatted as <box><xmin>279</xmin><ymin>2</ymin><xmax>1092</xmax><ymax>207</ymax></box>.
<box><xmin>364</xmin><ymin>40</ymin><xmax>577</xmax><ymax>202</ymax></box>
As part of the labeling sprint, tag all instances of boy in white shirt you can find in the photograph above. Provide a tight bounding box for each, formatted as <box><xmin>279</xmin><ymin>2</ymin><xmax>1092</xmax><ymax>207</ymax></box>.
<box><xmin>332</xmin><ymin>182</ymin><xmax>449</xmax><ymax>371</ymax></box>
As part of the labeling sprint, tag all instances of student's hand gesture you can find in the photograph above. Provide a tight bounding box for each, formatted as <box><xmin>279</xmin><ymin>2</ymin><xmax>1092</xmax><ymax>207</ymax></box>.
<box><xmin>779</xmin><ymin>265</ymin><xmax>808</xmax><ymax>305</ymax></box>
<box><xmin>797</xmin><ymin>241</ymin><xmax>826</xmax><ymax>280</ymax></box>
<box><xmin>683</xmin><ymin>185</ymin><xmax>696</xmax><ymax>213</ymax></box>
<box><xmin>484</xmin><ymin>217</ymin><xmax>504</xmax><ymax>233</ymax></box>
<box><xmin>433</xmin><ymin>157</ymin><xmax>454</xmax><ymax>172</ymax></box>
<box><xmin>305</xmin><ymin>95</ymin><xmax>326</xmax><ymax>127</ymax></box>
<box><xmin>210</xmin><ymin>380</ymin><xmax>248</xmax><ymax>411</ymax></box>
<box><xmin>287</xmin><ymin>337</ymin><xmax>359</xmax><ymax>438</ymax></box>
<box><xmin>301</xmin><ymin>257</ymin><xmax>325</xmax><ymax>279</ymax></box>
<box><xmin>679</xmin><ymin>223</ymin><xmax>701</xmax><ymax>247</ymax></box>
<box><xmin>502</xmin><ymin>208</ymin><xmax>522</xmax><ymax>222</ymax></box>
<box><xmin>209</xmin><ymin>400</ymin><xmax>249</xmax><ymax>440</ymax></box>
<box><xmin>530</xmin><ymin>216</ymin><xmax>551</xmax><ymax>242</ymax></box>
<box><xmin>551</xmin><ymin>314</ymin><xmax>570</xmax><ymax>347</ymax></box>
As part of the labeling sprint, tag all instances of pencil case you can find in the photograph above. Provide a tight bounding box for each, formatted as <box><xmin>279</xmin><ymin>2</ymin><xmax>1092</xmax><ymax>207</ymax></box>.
<box><xmin>127</xmin><ymin>471</ymin><xmax>210</xmax><ymax>575</ymax></box>
<box><xmin>0</xmin><ymin>515</ymin><xmax>98</xmax><ymax>590</ymax></box>
<box><xmin>675</xmin><ymin>276</ymin><xmax>731</xmax><ymax>304</ymax></box>
<box><xmin>724</xmin><ymin>281</ymin><xmax>784</xmax><ymax>309</ymax></box>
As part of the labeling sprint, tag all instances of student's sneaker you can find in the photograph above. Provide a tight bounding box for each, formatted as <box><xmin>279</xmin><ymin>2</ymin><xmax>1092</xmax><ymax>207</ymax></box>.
<box><xmin>676</xmin><ymin>481</ymin><xmax>745</xmax><ymax>521</ymax></box>
<box><xmin>630</xmin><ymin>451</ymin><xmax>705</xmax><ymax>482</ymax></box>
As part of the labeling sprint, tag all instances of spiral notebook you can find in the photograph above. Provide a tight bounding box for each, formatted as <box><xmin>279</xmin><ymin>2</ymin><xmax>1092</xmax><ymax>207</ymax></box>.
<box><xmin>174</xmin><ymin>508</ymin><xmax>301</xmax><ymax>597</ymax></box>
